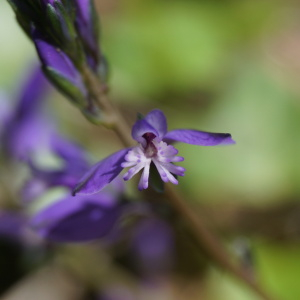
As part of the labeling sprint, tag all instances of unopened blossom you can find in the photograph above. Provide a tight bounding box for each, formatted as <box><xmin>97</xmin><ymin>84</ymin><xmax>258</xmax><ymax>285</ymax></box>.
<box><xmin>73</xmin><ymin>109</ymin><xmax>235</xmax><ymax>195</ymax></box>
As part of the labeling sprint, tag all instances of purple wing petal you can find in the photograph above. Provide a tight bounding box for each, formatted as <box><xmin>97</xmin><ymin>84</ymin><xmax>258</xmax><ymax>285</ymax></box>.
<box><xmin>144</xmin><ymin>109</ymin><xmax>168</xmax><ymax>139</ymax></box>
<box><xmin>164</xmin><ymin>129</ymin><xmax>235</xmax><ymax>146</ymax></box>
<box><xmin>73</xmin><ymin>148</ymin><xmax>130</xmax><ymax>195</ymax></box>
<box><xmin>31</xmin><ymin>194</ymin><xmax>123</xmax><ymax>242</ymax></box>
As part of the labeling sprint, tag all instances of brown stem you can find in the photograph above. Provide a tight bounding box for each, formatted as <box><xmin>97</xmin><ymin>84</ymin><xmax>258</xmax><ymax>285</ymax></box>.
<box><xmin>82</xmin><ymin>66</ymin><xmax>276</xmax><ymax>300</ymax></box>
<box><xmin>165</xmin><ymin>186</ymin><xmax>275</xmax><ymax>300</ymax></box>
<box><xmin>81</xmin><ymin>65</ymin><xmax>133</xmax><ymax>147</ymax></box>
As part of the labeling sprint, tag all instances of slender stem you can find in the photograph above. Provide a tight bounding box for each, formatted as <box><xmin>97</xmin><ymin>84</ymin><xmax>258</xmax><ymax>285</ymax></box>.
<box><xmin>82</xmin><ymin>66</ymin><xmax>276</xmax><ymax>300</ymax></box>
<box><xmin>165</xmin><ymin>185</ymin><xmax>274</xmax><ymax>300</ymax></box>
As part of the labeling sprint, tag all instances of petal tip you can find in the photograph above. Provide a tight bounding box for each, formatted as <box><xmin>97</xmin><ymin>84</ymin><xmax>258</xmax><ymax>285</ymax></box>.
<box><xmin>222</xmin><ymin>135</ymin><xmax>236</xmax><ymax>145</ymax></box>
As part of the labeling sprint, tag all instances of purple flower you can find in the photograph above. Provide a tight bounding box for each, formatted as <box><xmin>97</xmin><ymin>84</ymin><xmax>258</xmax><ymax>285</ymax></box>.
<box><xmin>23</xmin><ymin>134</ymin><xmax>91</xmax><ymax>203</ymax></box>
<box><xmin>1</xmin><ymin>65</ymin><xmax>52</xmax><ymax>160</ymax></box>
<box><xmin>73</xmin><ymin>109</ymin><xmax>235</xmax><ymax>194</ymax></box>
<box><xmin>30</xmin><ymin>185</ymin><xmax>126</xmax><ymax>243</ymax></box>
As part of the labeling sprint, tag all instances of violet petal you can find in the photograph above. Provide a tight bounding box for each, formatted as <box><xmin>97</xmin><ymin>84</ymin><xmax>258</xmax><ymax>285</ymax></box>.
<box><xmin>50</xmin><ymin>134</ymin><xmax>89</xmax><ymax>168</ymax></box>
<box><xmin>6</xmin><ymin>114</ymin><xmax>53</xmax><ymax>160</ymax></box>
<box><xmin>131</xmin><ymin>119</ymin><xmax>159</xmax><ymax>145</ymax></box>
<box><xmin>27</xmin><ymin>157</ymin><xmax>86</xmax><ymax>190</ymax></box>
<box><xmin>3</xmin><ymin>65</ymin><xmax>53</xmax><ymax>160</ymax></box>
<box><xmin>164</xmin><ymin>129</ymin><xmax>235</xmax><ymax>146</ymax></box>
<box><xmin>14</xmin><ymin>66</ymin><xmax>49</xmax><ymax>120</ymax></box>
<box><xmin>31</xmin><ymin>194</ymin><xmax>123</xmax><ymax>242</ymax></box>
<box><xmin>144</xmin><ymin>109</ymin><xmax>168</xmax><ymax>139</ymax></box>
<box><xmin>73</xmin><ymin>148</ymin><xmax>130</xmax><ymax>195</ymax></box>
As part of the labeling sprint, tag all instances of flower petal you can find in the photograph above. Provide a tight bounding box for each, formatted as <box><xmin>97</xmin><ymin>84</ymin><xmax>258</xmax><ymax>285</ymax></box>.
<box><xmin>31</xmin><ymin>194</ymin><xmax>123</xmax><ymax>242</ymax></box>
<box><xmin>131</xmin><ymin>119</ymin><xmax>158</xmax><ymax>145</ymax></box>
<box><xmin>6</xmin><ymin>113</ymin><xmax>54</xmax><ymax>160</ymax></box>
<box><xmin>164</xmin><ymin>129</ymin><xmax>235</xmax><ymax>146</ymax></box>
<box><xmin>144</xmin><ymin>109</ymin><xmax>168</xmax><ymax>139</ymax></box>
<box><xmin>3</xmin><ymin>66</ymin><xmax>52</xmax><ymax>160</ymax></box>
<box><xmin>14</xmin><ymin>66</ymin><xmax>49</xmax><ymax>119</ymax></box>
<box><xmin>27</xmin><ymin>163</ymin><xmax>81</xmax><ymax>190</ymax></box>
<box><xmin>50</xmin><ymin>134</ymin><xmax>89</xmax><ymax>169</ymax></box>
<box><xmin>73</xmin><ymin>148</ymin><xmax>130</xmax><ymax>195</ymax></box>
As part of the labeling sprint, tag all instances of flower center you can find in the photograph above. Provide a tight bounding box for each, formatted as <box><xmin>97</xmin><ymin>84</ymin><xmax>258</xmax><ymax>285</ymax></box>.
<box><xmin>121</xmin><ymin>137</ymin><xmax>185</xmax><ymax>190</ymax></box>
<box><xmin>144</xmin><ymin>141</ymin><xmax>157</xmax><ymax>158</ymax></box>
<box><xmin>142</xmin><ymin>133</ymin><xmax>159</xmax><ymax>158</ymax></box>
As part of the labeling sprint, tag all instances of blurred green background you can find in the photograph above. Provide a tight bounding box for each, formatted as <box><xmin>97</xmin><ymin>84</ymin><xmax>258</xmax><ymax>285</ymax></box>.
<box><xmin>2</xmin><ymin>0</ymin><xmax>300</xmax><ymax>299</ymax></box>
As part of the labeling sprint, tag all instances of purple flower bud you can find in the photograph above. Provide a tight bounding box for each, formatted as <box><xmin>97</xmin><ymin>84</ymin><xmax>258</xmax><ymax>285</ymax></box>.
<box><xmin>32</xmin><ymin>29</ymin><xmax>88</xmax><ymax>107</ymax></box>
<box><xmin>74</xmin><ymin>0</ymin><xmax>100</xmax><ymax>67</ymax></box>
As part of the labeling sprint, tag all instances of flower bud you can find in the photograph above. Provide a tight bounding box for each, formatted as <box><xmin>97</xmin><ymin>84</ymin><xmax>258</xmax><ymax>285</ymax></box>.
<box><xmin>74</xmin><ymin>0</ymin><xmax>100</xmax><ymax>69</ymax></box>
<box><xmin>32</xmin><ymin>29</ymin><xmax>88</xmax><ymax>108</ymax></box>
